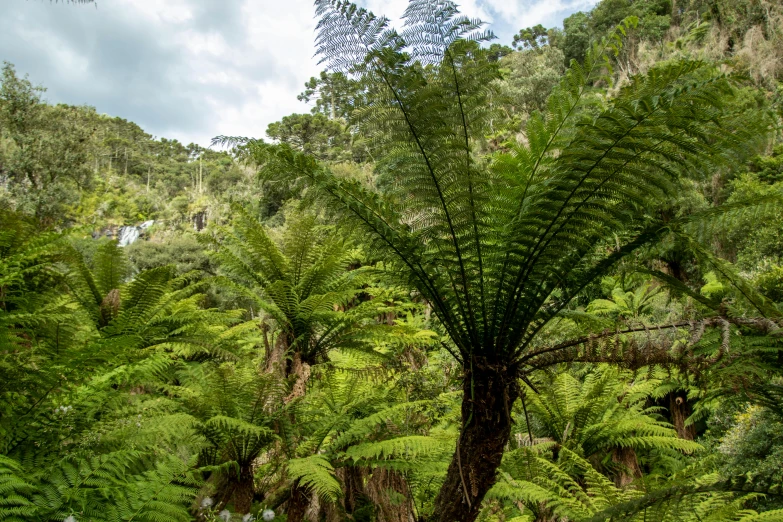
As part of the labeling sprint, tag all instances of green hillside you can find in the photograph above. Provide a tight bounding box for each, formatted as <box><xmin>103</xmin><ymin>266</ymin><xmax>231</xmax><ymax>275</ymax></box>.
<box><xmin>2</xmin><ymin>1</ymin><xmax>783</xmax><ymax>521</ymax></box>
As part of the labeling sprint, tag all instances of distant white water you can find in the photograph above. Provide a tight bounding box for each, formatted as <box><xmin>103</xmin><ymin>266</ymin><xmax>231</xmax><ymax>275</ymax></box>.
<box><xmin>117</xmin><ymin>220</ymin><xmax>154</xmax><ymax>247</ymax></box>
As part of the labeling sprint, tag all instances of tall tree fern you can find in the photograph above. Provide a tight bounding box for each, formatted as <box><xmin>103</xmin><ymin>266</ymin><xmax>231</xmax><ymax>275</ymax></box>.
<box><xmin>243</xmin><ymin>0</ymin><xmax>773</xmax><ymax>518</ymax></box>
<box><xmin>247</xmin><ymin>0</ymin><xmax>772</xmax><ymax>518</ymax></box>
<box><xmin>208</xmin><ymin>207</ymin><xmax>415</xmax><ymax>396</ymax></box>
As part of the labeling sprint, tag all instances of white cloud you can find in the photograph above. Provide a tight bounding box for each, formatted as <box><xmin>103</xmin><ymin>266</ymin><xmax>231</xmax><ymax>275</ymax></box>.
<box><xmin>482</xmin><ymin>0</ymin><xmax>599</xmax><ymax>27</ymax></box>
<box><xmin>2</xmin><ymin>0</ymin><xmax>595</xmax><ymax>147</ymax></box>
<box><xmin>209</xmin><ymin>0</ymin><xmax>322</xmax><ymax>144</ymax></box>
<box><xmin>118</xmin><ymin>0</ymin><xmax>195</xmax><ymax>24</ymax></box>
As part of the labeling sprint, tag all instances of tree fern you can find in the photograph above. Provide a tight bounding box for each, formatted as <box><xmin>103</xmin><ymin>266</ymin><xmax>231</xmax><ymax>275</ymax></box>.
<box><xmin>285</xmin><ymin>455</ymin><xmax>342</xmax><ymax>501</ymax></box>
<box><xmin>250</xmin><ymin>1</ymin><xmax>771</xmax><ymax>515</ymax></box>
<box><xmin>517</xmin><ymin>368</ymin><xmax>700</xmax><ymax>482</ymax></box>
<box><xmin>207</xmin><ymin>206</ymin><xmax>421</xmax><ymax>391</ymax></box>
<box><xmin>487</xmin><ymin>445</ymin><xmax>782</xmax><ymax>522</ymax></box>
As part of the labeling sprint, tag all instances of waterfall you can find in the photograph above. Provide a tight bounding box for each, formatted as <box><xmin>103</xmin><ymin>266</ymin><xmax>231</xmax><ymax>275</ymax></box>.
<box><xmin>117</xmin><ymin>220</ymin><xmax>154</xmax><ymax>247</ymax></box>
<box><xmin>117</xmin><ymin>226</ymin><xmax>139</xmax><ymax>247</ymax></box>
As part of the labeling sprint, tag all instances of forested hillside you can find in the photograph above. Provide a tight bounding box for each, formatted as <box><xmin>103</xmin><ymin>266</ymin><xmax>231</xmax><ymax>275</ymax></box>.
<box><xmin>2</xmin><ymin>0</ymin><xmax>783</xmax><ymax>521</ymax></box>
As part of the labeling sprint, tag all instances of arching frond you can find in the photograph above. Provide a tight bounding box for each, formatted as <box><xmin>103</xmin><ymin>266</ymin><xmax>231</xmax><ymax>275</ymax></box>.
<box><xmin>259</xmin><ymin>0</ymin><xmax>770</xmax><ymax>367</ymax></box>
<box><xmin>286</xmin><ymin>455</ymin><xmax>342</xmax><ymax>501</ymax></box>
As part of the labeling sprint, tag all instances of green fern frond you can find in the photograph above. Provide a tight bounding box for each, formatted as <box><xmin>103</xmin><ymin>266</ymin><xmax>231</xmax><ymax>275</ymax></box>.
<box><xmin>0</xmin><ymin>456</ymin><xmax>36</xmax><ymax>522</ymax></box>
<box><xmin>286</xmin><ymin>455</ymin><xmax>342</xmax><ymax>501</ymax></box>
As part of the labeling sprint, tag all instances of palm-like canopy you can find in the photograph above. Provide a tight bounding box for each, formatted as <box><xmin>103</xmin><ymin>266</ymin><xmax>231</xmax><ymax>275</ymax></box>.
<box><xmin>209</xmin><ymin>207</ymin><xmax>404</xmax><ymax>373</ymax></box>
<box><xmin>66</xmin><ymin>240</ymin><xmax>237</xmax><ymax>357</ymax></box>
<box><xmin>260</xmin><ymin>0</ymin><xmax>758</xmax><ymax>370</ymax></box>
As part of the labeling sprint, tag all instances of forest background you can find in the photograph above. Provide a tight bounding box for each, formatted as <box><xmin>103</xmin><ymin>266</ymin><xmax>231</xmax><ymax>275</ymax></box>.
<box><xmin>2</xmin><ymin>0</ymin><xmax>783</xmax><ymax>521</ymax></box>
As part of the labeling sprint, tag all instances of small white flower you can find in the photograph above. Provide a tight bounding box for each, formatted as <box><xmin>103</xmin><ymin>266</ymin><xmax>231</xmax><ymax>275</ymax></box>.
<box><xmin>136</xmin><ymin>422</ymin><xmax>141</xmax><ymax>427</ymax></box>
<box><xmin>261</xmin><ymin>509</ymin><xmax>275</xmax><ymax>521</ymax></box>
<box><xmin>200</xmin><ymin>496</ymin><xmax>214</xmax><ymax>509</ymax></box>
<box><xmin>242</xmin><ymin>514</ymin><xmax>255</xmax><ymax>522</ymax></box>
<box><xmin>219</xmin><ymin>509</ymin><xmax>232</xmax><ymax>521</ymax></box>
<box><xmin>64</xmin><ymin>516</ymin><xmax>77</xmax><ymax>522</ymax></box>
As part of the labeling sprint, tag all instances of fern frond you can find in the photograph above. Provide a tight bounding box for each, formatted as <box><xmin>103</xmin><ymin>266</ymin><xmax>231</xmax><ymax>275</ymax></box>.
<box><xmin>286</xmin><ymin>455</ymin><xmax>342</xmax><ymax>501</ymax></box>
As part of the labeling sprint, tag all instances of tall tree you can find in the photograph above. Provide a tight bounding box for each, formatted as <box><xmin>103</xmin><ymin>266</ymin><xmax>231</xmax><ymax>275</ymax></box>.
<box><xmin>266</xmin><ymin>113</ymin><xmax>351</xmax><ymax>161</ymax></box>
<box><xmin>298</xmin><ymin>70</ymin><xmax>363</xmax><ymax>121</ymax></box>
<box><xmin>0</xmin><ymin>63</ymin><xmax>93</xmax><ymax>224</ymax></box>
<box><xmin>512</xmin><ymin>24</ymin><xmax>549</xmax><ymax>49</ymax></box>
<box><xmin>254</xmin><ymin>1</ymin><xmax>770</xmax><ymax>519</ymax></box>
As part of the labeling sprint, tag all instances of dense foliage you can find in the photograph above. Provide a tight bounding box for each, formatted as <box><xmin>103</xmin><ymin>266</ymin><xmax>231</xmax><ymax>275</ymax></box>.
<box><xmin>2</xmin><ymin>0</ymin><xmax>783</xmax><ymax>521</ymax></box>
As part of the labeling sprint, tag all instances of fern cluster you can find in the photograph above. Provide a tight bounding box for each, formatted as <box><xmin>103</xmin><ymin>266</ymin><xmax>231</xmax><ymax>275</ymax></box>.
<box><xmin>0</xmin><ymin>210</ymin><xmax>248</xmax><ymax>521</ymax></box>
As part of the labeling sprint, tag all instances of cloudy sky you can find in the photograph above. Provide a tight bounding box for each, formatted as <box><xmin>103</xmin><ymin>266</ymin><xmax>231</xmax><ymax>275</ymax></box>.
<box><xmin>2</xmin><ymin>0</ymin><xmax>598</xmax><ymax>146</ymax></box>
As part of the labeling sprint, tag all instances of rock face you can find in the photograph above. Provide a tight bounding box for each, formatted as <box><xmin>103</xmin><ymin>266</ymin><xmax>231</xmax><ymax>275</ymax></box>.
<box><xmin>117</xmin><ymin>220</ymin><xmax>154</xmax><ymax>247</ymax></box>
<box><xmin>193</xmin><ymin>210</ymin><xmax>207</xmax><ymax>231</ymax></box>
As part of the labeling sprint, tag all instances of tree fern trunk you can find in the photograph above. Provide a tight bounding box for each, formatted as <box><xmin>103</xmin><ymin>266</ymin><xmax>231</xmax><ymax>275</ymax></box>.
<box><xmin>337</xmin><ymin>466</ymin><xmax>365</xmax><ymax>513</ymax></box>
<box><xmin>233</xmin><ymin>465</ymin><xmax>255</xmax><ymax>514</ymax></box>
<box><xmin>285</xmin><ymin>352</ymin><xmax>311</xmax><ymax>403</ymax></box>
<box><xmin>611</xmin><ymin>446</ymin><xmax>642</xmax><ymax>487</ymax></box>
<box><xmin>432</xmin><ymin>360</ymin><xmax>520</xmax><ymax>522</ymax></box>
<box><xmin>365</xmin><ymin>468</ymin><xmax>416</xmax><ymax>522</ymax></box>
<box><xmin>267</xmin><ymin>332</ymin><xmax>289</xmax><ymax>376</ymax></box>
<box><xmin>668</xmin><ymin>392</ymin><xmax>695</xmax><ymax>440</ymax></box>
<box><xmin>286</xmin><ymin>480</ymin><xmax>310</xmax><ymax>522</ymax></box>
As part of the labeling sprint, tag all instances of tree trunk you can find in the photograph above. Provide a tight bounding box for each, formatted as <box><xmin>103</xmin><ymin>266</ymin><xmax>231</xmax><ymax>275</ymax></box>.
<box><xmin>431</xmin><ymin>359</ymin><xmax>520</xmax><ymax>522</ymax></box>
<box><xmin>365</xmin><ymin>468</ymin><xmax>416</xmax><ymax>522</ymax></box>
<box><xmin>233</xmin><ymin>465</ymin><xmax>255</xmax><ymax>514</ymax></box>
<box><xmin>287</xmin><ymin>480</ymin><xmax>310</xmax><ymax>522</ymax></box>
<box><xmin>668</xmin><ymin>392</ymin><xmax>695</xmax><ymax>440</ymax></box>
<box><xmin>267</xmin><ymin>331</ymin><xmax>289</xmax><ymax>376</ymax></box>
<box><xmin>284</xmin><ymin>351</ymin><xmax>312</xmax><ymax>403</ymax></box>
<box><xmin>611</xmin><ymin>446</ymin><xmax>642</xmax><ymax>487</ymax></box>
<box><xmin>210</xmin><ymin>465</ymin><xmax>255</xmax><ymax>514</ymax></box>
<box><xmin>336</xmin><ymin>466</ymin><xmax>366</xmax><ymax>514</ymax></box>
<box><xmin>671</xmin><ymin>0</ymin><xmax>680</xmax><ymax>26</ymax></box>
